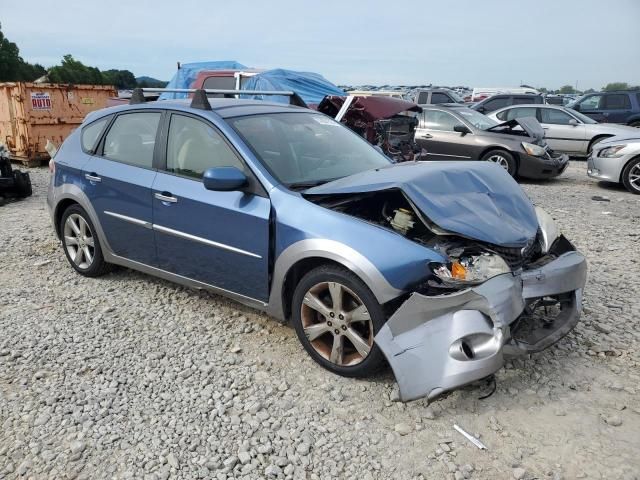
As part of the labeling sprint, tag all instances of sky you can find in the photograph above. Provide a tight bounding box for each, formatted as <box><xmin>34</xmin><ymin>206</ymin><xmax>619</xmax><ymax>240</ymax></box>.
<box><xmin>2</xmin><ymin>0</ymin><xmax>639</xmax><ymax>90</ymax></box>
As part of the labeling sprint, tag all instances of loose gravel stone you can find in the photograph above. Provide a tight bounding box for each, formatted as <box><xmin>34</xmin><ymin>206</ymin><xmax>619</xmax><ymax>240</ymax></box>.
<box><xmin>1</xmin><ymin>164</ymin><xmax>639</xmax><ymax>479</ymax></box>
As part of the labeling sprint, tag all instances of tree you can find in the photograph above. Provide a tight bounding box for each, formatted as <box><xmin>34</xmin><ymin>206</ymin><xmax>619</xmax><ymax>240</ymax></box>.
<box><xmin>102</xmin><ymin>69</ymin><xmax>137</xmax><ymax>89</ymax></box>
<box><xmin>558</xmin><ymin>85</ymin><xmax>576</xmax><ymax>94</ymax></box>
<box><xmin>603</xmin><ymin>82</ymin><xmax>629</xmax><ymax>92</ymax></box>
<box><xmin>0</xmin><ymin>23</ymin><xmax>46</xmax><ymax>81</ymax></box>
<box><xmin>538</xmin><ymin>87</ymin><xmax>548</xmax><ymax>94</ymax></box>
<box><xmin>48</xmin><ymin>55</ymin><xmax>105</xmax><ymax>84</ymax></box>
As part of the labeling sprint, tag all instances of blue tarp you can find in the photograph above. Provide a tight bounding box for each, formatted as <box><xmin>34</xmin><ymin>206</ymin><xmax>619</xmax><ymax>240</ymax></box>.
<box><xmin>159</xmin><ymin>61</ymin><xmax>247</xmax><ymax>99</ymax></box>
<box><xmin>241</xmin><ymin>69</ymin><xmax>345</xmax><ymax>105</ymax></box>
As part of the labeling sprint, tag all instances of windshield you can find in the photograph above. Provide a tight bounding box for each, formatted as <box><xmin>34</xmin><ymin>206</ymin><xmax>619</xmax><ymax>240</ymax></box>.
<box><xmin>228</xmin><ymin>112</ymin><xmax>391</xmax><ymax>187</ymax></box>
<box><xmin>456</xmin><ymin>108</ymin><xmax>498</xmax><ymax>130</ymax></box>
<box><xmin>570</xmin><ymin>109</ymin><xmax>597</xmax><ymax>124</ymax></box>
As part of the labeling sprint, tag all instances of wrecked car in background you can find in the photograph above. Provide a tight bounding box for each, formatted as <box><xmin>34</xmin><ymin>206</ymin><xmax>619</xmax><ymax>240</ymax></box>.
<box><xmin>318</xmin><ymin>95</ymin><xmax>425</xmax><ymax>162</ymax></box>
<box><xmin>415</xmin><ymin>105</ymin><xmax>570</xmax><ymax>179</ymax></box>
<box><xmin>48</xmin><ymin>89</ymin><xmax>587</xmax><ymax>403</ymax></box>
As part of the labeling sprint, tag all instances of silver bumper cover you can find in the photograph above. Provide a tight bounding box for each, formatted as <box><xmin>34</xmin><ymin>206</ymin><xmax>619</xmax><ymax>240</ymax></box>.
<box><xmin>375</xmin><ymin>251</ymin><xmax>587</xmax><ymax>402</ymax></box>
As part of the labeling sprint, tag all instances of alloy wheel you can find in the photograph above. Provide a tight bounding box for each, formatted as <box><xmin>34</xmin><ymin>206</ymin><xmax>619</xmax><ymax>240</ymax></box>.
<box><xmin>629</xmin><ymin>163</ymin><xmax>640</xmax><ymax>191</ymax></box>
<box><xmin>487</xmin><ymin>154</ymin><xmax>509</xmax><ymax>170</ymax></box>
<box><xmin>300</xmin><ymin>281</ymin><xmax>374</xmax><ymax>366</ymax></box>
<box><xmin>63</xmin><ymin>213</ymin><xmax>95</xmax><ymax>269</ymax></box>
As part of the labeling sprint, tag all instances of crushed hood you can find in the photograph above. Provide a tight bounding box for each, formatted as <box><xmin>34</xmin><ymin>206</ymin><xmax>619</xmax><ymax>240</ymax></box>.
<box><xmin>305</xmin><ymin>162</ymin><xmax>539</xmax><ymax>248</ymax></box>
<box><xmin>487</xmin><ymin>117</ymin><xmax>545</xmax><ymax>142</ymax></box>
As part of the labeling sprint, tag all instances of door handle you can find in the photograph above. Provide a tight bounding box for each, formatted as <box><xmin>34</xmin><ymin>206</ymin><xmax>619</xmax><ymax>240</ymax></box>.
<box><xmin>421</xmin><ymin>133</ymin><xmax>433</xmax><ymax>139</ymax></box>
<box><xmin>155</xmin><ymin>192</ymin><xmax>178</xmax><ymax>203</ymax></box>
<box><xmin>85</xmin><ymin>173</ymin><xmax>101</xmax><ymax>182</ymax></box>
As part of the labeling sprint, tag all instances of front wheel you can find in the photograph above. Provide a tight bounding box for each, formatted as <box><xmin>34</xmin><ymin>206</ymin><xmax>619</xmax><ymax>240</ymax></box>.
<box><xmin>622</xmin><ymin>157</ymin><xmax>640</xmax><ymax>194</ymax></box>
<box><xmin>291</xmin><ymin>265</ymin><xmax>387</xmax><ymax>377</ymax></box>
<box><xmin>481</xmin><ymin>150</ymin><xmax>517</xmax><ymax>177</ymax></box>
<box><xmin>60</xmin><ymin>204</ymin><xmax>112</xmax><ymax>277</ymax></box>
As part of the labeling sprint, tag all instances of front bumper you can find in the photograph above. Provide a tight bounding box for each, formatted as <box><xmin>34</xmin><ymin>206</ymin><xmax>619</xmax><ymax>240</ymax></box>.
<box><xmin>375</xmin><ymin>249</ymin><xmax>587</xmax><ymax>402</ymax></box>
<box><xmin>517</xmin><ymin>152</ymin><xmax>570</xmax><ymax>180</ymax></box>
<box><xmin>587</xmin><ymin>153</ymin><xmax>626</xmax><ymax>183</ymax></box>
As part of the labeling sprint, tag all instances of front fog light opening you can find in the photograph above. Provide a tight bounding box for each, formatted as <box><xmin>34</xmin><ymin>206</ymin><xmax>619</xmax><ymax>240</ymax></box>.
<box><xmin>449</xmin><ymin>331</ymin><xmax>503</xmax><ymax>361</ymax></box>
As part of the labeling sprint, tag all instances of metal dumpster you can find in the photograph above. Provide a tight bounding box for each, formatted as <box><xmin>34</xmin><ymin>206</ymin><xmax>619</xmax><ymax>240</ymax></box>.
<box><xmin>0</xmin><ymin>82</ymin><xmax>116</xmax><ymax>166</ymax></box>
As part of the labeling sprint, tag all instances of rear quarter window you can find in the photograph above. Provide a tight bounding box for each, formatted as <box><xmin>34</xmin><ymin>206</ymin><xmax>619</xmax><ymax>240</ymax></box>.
<box><xmin>81</xmin><ymin>116</ymin><xmax>111</xmax><ymax>153</ymax></box>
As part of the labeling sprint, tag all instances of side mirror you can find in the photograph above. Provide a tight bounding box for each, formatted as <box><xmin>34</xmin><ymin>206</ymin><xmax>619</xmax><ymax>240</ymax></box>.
<box><xmin>568</xmin><ymin>118</ymin><xmax>579</xmax><ymax>126</ymax></box>
<box><xmin>572</xmin><ymin>104</ymin><xmax>581</xmax><ymax>112</ymax></box>
<box><xmin>453</xmin><ymin>124</ymin><xmax>471</xmax><ymax>135</ymax></box>
<box><xmin>476</xmin><ymin>106</ymin><xmax>485</xmax><ymax>113</ymax></box>
<box><xmin>203</xmin><ymin>166</ymin><xmax>247</xmax><ymax>191</ymax></box>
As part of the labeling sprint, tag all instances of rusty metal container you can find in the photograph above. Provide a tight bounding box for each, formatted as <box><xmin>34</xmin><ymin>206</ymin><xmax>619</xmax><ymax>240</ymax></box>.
<box><xmin>0</xmin><ymin>82</ymin><xmax>116</xmax><ymax>165</ymax></box>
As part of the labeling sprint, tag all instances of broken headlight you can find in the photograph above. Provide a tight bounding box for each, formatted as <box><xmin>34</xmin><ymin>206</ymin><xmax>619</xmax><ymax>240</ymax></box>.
<box><xmin>430</xmin><ymin>253</ymin><xmax>510</xmax><ymax>286</ymax></box>
<box><xmin>522</xmin><ymin>142</ymin><xmax>546</xmax><ymax>157</ymax></box>
<box><xmin>534</xmin><ymin>206</ymin><xmax>559</xmax><ymax>253</ymax></box>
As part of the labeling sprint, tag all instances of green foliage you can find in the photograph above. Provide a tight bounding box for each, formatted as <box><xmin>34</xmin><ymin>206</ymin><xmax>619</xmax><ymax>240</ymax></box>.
<box><xmin>602</xmin><ymin>82</ymin><xmax>640</xmax><ymax>92</ymax></box>
<box><xmin>0</xmin><ymin>23</ymin><xmax>47</xmax><ymax>81</ymax></box>
<box><xmin>102</xmin><ymin>69</ymin><xmax>137</xmax><ymax>89</ymax></box>
<box><xmin>558</xmin><ymin>85</ymin><xmax>576</xmax><ymax>94</ymax></box>
<box><xmin>48</xmin><ymin>54</ymin><xmax>104</xmax><ymax>84</ymax></box>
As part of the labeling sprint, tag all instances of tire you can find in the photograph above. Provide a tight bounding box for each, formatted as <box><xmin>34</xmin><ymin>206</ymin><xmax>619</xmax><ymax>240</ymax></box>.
<box><xmin>291</xmin><ymin>265</ymin><xmax>387</xmax><ymax>377</ymax></box>
<box><xmin>59</xmin><ymin>204</ymin><xmax>112</xmax><ymax>277</ymax></box>
<box><xmin>621</xmin><ymin>157</ymin><xmax>640</xmax><ymax>195</ymax></box>
<box><xmin>481</xmin><ymin>149</ymin><xmax>517</xmax><ymax>177</ymax></box>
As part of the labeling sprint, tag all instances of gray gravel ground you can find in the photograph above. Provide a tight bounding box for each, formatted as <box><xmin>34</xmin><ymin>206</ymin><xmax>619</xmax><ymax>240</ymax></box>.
<box><xmin>1</xmin><ymin>162</ymin><xmax>639</xmax><ymax>480</ymax></box>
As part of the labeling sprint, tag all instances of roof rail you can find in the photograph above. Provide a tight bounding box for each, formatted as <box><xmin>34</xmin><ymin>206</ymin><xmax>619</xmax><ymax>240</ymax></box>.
<box><xmin>129</xmin><ymin>88</ymin><xmax>308</xmax><ymax>109</ymax></box>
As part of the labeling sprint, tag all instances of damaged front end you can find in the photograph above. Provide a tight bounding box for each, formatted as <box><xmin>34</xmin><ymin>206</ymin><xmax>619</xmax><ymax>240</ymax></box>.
<box><xmin>376</xmin><ymin>237</ymin><xmax>586</xmax><ymax>402</ymax></box>
<box><xmin>305</xmin><ymin>162</ymin><xmax>587</xmax><ymax>402</ymax></box>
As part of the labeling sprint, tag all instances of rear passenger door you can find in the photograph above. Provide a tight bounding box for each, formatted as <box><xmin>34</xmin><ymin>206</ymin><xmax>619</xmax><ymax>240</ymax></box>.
<box><xmin>151</xmin><ymin>113</ymin><xmax>271</xmax><ymax>302</ymax></box>
<box><xmin>82</xmin><ymin>111</ymin><xmax>161</xmax><ymax>265</ymax></box>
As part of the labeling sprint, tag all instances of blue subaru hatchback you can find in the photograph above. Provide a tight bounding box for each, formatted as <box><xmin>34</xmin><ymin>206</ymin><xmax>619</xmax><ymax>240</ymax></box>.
<box><xmin>48</xmin><ymin>89</ymin><xmax>587</xmax><ymax>402</ymax></box>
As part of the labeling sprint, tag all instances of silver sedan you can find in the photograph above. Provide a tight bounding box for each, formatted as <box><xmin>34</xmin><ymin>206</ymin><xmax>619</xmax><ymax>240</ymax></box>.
<box><xmin>488</xmin><ymin>105</ymin><xmax>639</xmax><ymax>156</ymax></box>
<box><xmin>588</xmin><ymin>136</ymin><xmax>640</xmax><ymax>194</ymax></box>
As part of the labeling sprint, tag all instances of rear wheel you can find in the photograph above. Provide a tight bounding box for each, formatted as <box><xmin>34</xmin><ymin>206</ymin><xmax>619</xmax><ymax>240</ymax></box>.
<box><xmin>60</xmin><ymin>204</ymin><xmax>112</xmax><ymax>277</ymax></box>
<box><xmin>481</xmin><ymin>150</ymin><xmax>516</xmax><ymax>176</ymax></box>
<box><xmin>291</xmin><ymin>265</ymin><xmax>386</xmax><ymax>377</ymax></box>
<box><xmin>621</xmin><ymin>157</ymin><xmax>640</xmax><ymax>195</ymax></box>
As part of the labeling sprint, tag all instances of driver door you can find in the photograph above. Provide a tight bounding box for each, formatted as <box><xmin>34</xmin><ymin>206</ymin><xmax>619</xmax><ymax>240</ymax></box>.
<box><xmin>152</xmin><ymin>113</ymin><xmax>271</xmax><ymax>302</ymax></box>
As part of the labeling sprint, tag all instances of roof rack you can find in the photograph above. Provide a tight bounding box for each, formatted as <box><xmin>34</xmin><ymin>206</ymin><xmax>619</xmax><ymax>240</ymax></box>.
<box><xmin>129</xmin><ymin>88</ymin><xmax>308</xmax><ymax>109</ymax></box>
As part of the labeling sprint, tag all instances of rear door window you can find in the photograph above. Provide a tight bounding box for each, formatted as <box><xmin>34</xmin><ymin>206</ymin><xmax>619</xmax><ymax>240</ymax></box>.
<box><xmin>81</xmin><ymin>116</ymin><xmax>111</xmax><ymax>153</ymax></box>
<box><xmin>603</xmin><ymin>94</ymin><xmax>631</xmax><ymax>110</ymax></box>
<box><xmin>102</xmin><ymin>112</ymin><xmax>161</xmax><ymax>168</ymax></box>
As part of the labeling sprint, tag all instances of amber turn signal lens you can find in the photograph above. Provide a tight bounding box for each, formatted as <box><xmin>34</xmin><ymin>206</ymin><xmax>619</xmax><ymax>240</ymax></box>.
<box><xmin>451</xmin><ymin>261</ymin><xmax>466</xmax><ymax>280</ymax></box>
